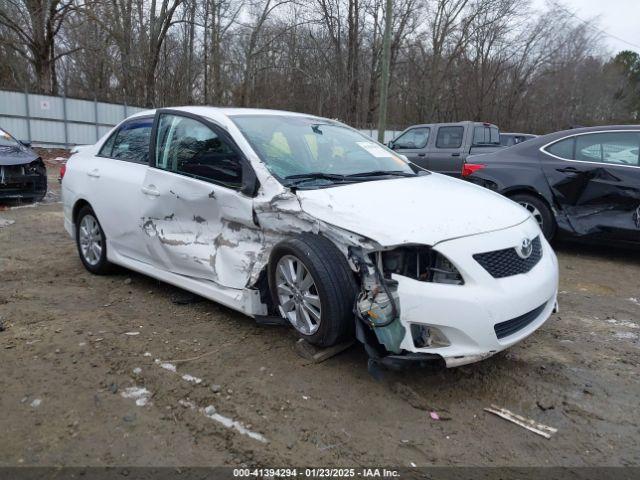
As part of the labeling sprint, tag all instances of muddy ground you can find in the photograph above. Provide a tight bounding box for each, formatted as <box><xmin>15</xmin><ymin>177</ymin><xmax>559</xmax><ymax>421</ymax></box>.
<box><xmin>0</xmin><ymin>159</ymin><xmax>638</xmax><ymax>467</ymax></box>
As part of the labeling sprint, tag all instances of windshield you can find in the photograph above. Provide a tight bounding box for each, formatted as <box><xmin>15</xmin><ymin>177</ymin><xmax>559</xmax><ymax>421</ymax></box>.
<box><xmin>0</xmin><ymin>128</ymin><xmax>21</xmax><ymax>148</ymax></box>
<box><xmin>232</xmin><ymin>115</ymin><xmax>415</xmax><ymax>187</ymax></box>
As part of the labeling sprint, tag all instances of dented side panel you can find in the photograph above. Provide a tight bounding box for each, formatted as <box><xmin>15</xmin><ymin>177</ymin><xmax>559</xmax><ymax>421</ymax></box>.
<box><xmin>542</xmin><ymin>160</ymin><xmax>640</xmax><ymax>243</ymax></box>
<box><xmin>139</xmin><ymin>167</ymin><xmax>261</xmax><ymax>289</ymax></box>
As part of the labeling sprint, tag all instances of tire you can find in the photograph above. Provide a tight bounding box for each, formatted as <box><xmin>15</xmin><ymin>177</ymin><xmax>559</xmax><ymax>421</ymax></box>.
<box><xmin>509</xmin><ymin>193</ymin><xmax>556</xmax><ymax>240</ymax></box>
<box><xmin>269</xmin><ymin>233</ymin><xmax>358</xmax><ymax>347</ymax></box>
<box><xmin>75</xmin><ymin>205</ymin><xmax>112</xmax><ymax>274</ymax></box>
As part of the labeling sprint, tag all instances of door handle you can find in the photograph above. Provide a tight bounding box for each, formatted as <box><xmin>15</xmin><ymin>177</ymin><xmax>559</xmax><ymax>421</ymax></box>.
<box><xmin>556</xmin><ymin>166</ymin><xmax>580</xmax><ymax>173</ymax></box>
<box><xmin>418</xmin><ymin>153</ymin><xmax>426</xmax><ymax>157</ymax></box>
<box><xmin>141</xmin><ymin>185</ymin><xmax>160</xmax><ymax>197</ymax></box>
<box><xmin>451</xmin><ymin>153</ymin><xmax>461</xmax><ymax>157</ymax></box>
<box><xmin>87</xmin><ymin>169</ymin><xmax>100</xmax><ymax>178</ymax></box>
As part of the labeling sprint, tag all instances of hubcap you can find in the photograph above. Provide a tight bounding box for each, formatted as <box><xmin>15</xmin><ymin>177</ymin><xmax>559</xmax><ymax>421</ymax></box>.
<box><xmin>79</xmin><ymin>214</ymin><xmax>103</xmax><ymax>266</ymax></box>
<box><xmin>519</xmin><ymin>201</ymin><xmax>544</xmax><ymax>230</ymax></box>
<box><xmin>275</xmin><ymin>255</ymin><xmax>321</xmax><ymax>335</ymax></box>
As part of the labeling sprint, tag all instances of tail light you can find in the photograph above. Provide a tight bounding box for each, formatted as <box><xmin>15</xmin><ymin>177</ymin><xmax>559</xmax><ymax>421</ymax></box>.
<box><xmin>462</xmin><ymin>163</ymin><xmax>485</xmax><ymax>177</ymax></box>
<box><xmin>59</xmin><ymin>163</ymin><xmax>66</xmax><ymax>182</ymax></box>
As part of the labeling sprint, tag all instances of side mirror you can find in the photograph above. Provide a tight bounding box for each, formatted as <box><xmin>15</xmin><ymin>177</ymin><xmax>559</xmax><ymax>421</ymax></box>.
<box><xmin>241</xmin><ymin>160</ymin><xmax>260</xmax><ymax>197</ymax></box>
<box><xmin>387</xmin><ymin>141</ymin><xmax>395</xmax><ymax>150</ymax></box>
<box><xmin>20</xmin><ymin>140</ymin><xmax>32</xmax><ymax>148</ymax></box>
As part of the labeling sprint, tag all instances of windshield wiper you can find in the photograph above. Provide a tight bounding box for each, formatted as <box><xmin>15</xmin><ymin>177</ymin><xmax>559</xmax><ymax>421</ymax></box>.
<box><xmin>345</xmin><ymin>170</ymin><xmax>417</xmax><ymax>178</ymax></box>
<box><xmin>283</xmin><ymin>172</ymin><xmax>351</xmax><ymax>187</ymax></box>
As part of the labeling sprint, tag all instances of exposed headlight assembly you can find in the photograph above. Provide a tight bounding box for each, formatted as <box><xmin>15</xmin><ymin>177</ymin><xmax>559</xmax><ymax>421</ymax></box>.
<box><xmin>24</xmin><ymin>158</ymin><xmax>45</xmax><ymax>175</ymax></box>
<box><xmin>378</xmin><ymin>246</ymin><xmax>464</xmax><ymax>285</ymax></box>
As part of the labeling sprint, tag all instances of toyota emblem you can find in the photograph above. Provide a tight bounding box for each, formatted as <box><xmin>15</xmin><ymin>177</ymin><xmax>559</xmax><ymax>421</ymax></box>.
<box><xmin>517</xmin><ymin>238</ymin><xmax>533</xmax><ymax>259</ymax></box>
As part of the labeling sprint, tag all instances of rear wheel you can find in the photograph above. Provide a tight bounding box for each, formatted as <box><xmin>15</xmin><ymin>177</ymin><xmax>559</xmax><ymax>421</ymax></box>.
<box><xmin>75</xmin><ymin>205</ymin><xmax>112</xmax><ymax>274</ymax></box>
<box><xmin>269</xmin><ymin>234</ymin><xmax>358</xmax><ymax>347</ymax></box>
<box><xmin>509</xmin><ymin>193</ymin><xmax>556</xmax><ymax>240</ymax></box>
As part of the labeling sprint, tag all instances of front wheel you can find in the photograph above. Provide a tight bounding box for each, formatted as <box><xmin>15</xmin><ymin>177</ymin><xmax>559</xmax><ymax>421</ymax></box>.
<box><xmin>75</xmin><ymin>205</ymin><xmax>112</xmax><ymax>274</ymax></box>
<box><xmin>269</xmin><ymin>234</ymin><xmax>358</xmax><ymax>347</ymax></box>
<box><xmin>509</xmin><ymin>193</ymin><xmax>556</xmax><ymax>240</ymax></box>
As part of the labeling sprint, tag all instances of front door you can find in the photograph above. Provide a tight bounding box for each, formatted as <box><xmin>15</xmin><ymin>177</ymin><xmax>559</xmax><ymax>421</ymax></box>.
<box><xmin>140</xmin><ymin>111</ymin><xmax>259</xmax><ymax>288</ymax></box>
<box><xmin>541</xmin><ymin>130</ymin><xmax>640</xmax><ymax>243</ymax></box>
<box><xmin>390</xmin><ymin>126</ymin><xmax>431</xmax><ymax>169</ymax></box>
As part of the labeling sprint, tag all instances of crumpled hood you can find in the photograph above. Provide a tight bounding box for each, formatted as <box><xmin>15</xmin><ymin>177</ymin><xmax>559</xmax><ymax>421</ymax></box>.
<box><xmin>296</xmin><ymin>173</ymin><xmax>530</xmax><ymax>246</ymax></box>
<box><xmin>0</xmin><ymin>146</ymin><xmax>38</xmax><ymax>166</ymax></box>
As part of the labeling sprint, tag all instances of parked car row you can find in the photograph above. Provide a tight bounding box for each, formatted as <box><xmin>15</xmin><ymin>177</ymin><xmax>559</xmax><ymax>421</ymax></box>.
<box><xmin>389</xmin><ymin>122</ymin><xmax>639</xmax><ymax>247</ymax></box>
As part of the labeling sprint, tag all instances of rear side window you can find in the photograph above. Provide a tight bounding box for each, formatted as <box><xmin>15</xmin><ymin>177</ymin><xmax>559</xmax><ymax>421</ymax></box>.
<box><xmin>545</xmin><ymin>137</ymin><xmax>575</xmax><ymax>159</ymax></box>
<box><xmin>154</xmin><ymin>113</ymin><xmax>243</xmax><ymax>189</ymax></box>
<box><xmin>436</xmin><ymin>126</ymin><xmax>463</xmax><ymax>149</ymax></box>
<box><xmin>393</xmin><ymin>127</ymin><xmax>430</xmax><ymax>149</ymax></box>
<box><xmin>98</xmin><ymin>118</ymin><xmax>152</xmax><ymax>164</ymax></box>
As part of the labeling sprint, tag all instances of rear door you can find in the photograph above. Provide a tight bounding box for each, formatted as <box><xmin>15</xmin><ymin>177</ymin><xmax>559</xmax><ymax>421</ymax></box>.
<box><xmin>84</xmin><ymin>116</ymin><xmax>153</xmax><ymax>262</ymax></box>
<box><xmin>540</xmin><ymin>130</ymin><xmax>640</xmax><ymax>243</ymax></box>
<box><xmin>389</xmin><ymin>126</ymin><xmax>430</xmax><ymax>169</ymax></box>
<box><xmin>140</xmin><ymin>111</ymin><xmax>258</xmax><ymax>288</ymax></box>
<box><xmin>428</xmin><ymin>125</ymin><xmax>465</xmax><ymax>176</ymax></box>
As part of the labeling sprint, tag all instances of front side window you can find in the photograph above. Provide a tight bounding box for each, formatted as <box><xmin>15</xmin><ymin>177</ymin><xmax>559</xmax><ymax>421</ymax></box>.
<box><xmin>155</xmin><ymin>114</ymin><xmax>243</xmax><ymax>189</ymax></box>
<box><xmin>231</xmin><ymin>115</ymin><xmax>414</xmax><ymax>188</ymax></box>
<box><xmin>545</xmin><ymin>132</ymin><xmax>640</xmax><ymax>167</ymax></box>
<box><xmin>575</xmin><ymin>132</ymin><xmax>640</xmax><ymax>166</ymax></box>
<box><xmin>99</xmin><ymin>117</ymin><xmax>152</xmax><ymax>163</ymax></box>
<box><xmin>393</xmin><ymin>127</ymin><xmax>430</xmax><ymax>149</ymax></box>
<box><xmin>436</xmin><ymin>126</ymin><xmax>464</xmax><ymax>149</ymax></box>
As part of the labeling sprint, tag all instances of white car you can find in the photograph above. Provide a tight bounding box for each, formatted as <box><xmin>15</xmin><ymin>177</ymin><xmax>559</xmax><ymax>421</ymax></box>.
<box><xmin>61</xmin><ymin>107</ymin><xmax>559</xmax><ymax>368</ymax></box>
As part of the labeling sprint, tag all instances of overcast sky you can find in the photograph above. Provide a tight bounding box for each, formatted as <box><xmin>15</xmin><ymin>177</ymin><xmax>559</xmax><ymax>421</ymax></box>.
<box><xmin>532</xmin><ymin>0</ymin><xmax>640</xmax><ymax>55</ymax></box>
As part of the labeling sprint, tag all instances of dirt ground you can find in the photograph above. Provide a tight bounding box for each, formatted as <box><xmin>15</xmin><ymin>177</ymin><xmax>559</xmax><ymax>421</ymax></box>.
<box><xmin>0</xmin><ymin>160</ymin><xmax>639</xmax><ymax>468</ymax></box>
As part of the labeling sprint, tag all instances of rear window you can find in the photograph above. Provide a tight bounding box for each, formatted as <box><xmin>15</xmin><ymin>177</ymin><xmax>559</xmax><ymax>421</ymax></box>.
<box><xmin>473</xmin><ymin>125</ymin><xmax>500</xmax><ymax>145</ymax></box>
<box><xmin>436</xmin><ymin>126</ymin><xmax>464</xmax><ymax>149</ymax></box>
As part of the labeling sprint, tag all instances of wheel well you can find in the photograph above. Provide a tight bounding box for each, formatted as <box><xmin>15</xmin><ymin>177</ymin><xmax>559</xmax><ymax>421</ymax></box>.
<box><xmin>504</xmin><ymin>188</ymin><xmax>553</xmax><ymax>212</ymax></box>
<box><xmin>72</xmin><ymin>199</ymin><xmax>91</xmax><ymax>225</ymax></box>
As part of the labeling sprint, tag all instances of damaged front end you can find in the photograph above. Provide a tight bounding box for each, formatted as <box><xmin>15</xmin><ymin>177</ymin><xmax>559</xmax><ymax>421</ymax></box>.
<box><xmin>349</xmin><ymin>245</ymin><xmax>464</xmax><ymax>369</ymax></box>
<box><xmin>0</xmin><ymin>158</ymin><xmax>47</xmax><ymax>201</ymax></box>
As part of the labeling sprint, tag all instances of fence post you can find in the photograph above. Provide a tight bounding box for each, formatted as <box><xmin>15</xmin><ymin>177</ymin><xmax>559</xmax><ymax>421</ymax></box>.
<box><xmin>24</xmin><ymin>89</ymin><xmax>32</xmax><ymax>143</ymax></box>
<box><xmin>94</xmin><ymin>97</ymin><xmax>99</xmax><ymax>142</ymax></box>
<box><xmin>62</xmin><ymin>92</ymin><xmax>69</xmax><ymax>148</ymax></box>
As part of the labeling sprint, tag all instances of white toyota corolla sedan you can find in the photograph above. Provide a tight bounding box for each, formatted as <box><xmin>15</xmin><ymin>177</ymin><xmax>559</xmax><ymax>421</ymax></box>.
<box><xmin>61</xmin><ymin>107</ymin><xmax>559</xmax><ymax>368</ymax></box>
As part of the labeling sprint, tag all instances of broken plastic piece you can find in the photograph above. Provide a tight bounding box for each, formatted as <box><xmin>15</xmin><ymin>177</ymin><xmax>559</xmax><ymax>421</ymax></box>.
<box><xmin>484</xmin><ymin>404</ymin><xmax>557</xmax><ymax>439</ymax></box>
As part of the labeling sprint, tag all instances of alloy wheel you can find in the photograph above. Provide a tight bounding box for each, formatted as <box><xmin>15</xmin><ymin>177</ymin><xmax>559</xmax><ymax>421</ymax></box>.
<box><xmin>275</xmin><ymin>255</ymin><xmax>322</xmax><ymax>335</ymax></box>
<box><xmin>79</xmin><ymin>214</ymin><xmax>103</xmax><ymax>266</ymax></box>
<box><xmin>519</xmin><ymin>201</ymin><xmax>544</xmax><ymax>230</ymax></box>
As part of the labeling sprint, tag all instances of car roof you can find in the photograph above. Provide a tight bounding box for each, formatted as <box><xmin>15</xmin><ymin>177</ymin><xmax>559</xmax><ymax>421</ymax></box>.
<box><xmin>541</xmin><ymin>124</ymin><xmax>640</xmax><ymax>141</ymax></box>
<box><xmin>404</xmin><ymin>121</ymin><xmax>496</xmax><ymax>129</ymax></box>
<box><xmin>127</xmin><ymin>106</ymin><xmax>324</xmax><ymax>122</ymax></box>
